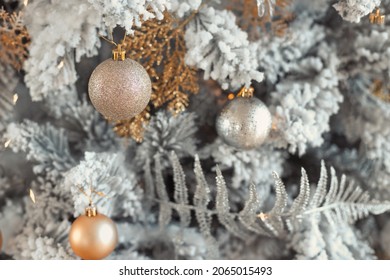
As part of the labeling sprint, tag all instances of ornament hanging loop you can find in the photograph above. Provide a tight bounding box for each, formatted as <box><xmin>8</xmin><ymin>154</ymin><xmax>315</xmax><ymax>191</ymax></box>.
<box><xmin>237</xmin><ymin>86</ymin><xmax>254</xmax><ymax>98</ymax></box>
<box><xmin>99</xmin><ymin>34</ymin><xmax>127</xmax><ymax>61</ymax></box>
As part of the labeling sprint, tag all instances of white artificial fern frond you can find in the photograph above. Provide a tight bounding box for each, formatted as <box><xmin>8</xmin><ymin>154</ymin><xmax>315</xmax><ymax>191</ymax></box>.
<box><xmin>289</xmin><ymin>168</ymin><xmax>311</xmax><ymax>216</ymax></box>
<box><xmin>170</xmin><ymin>151</ymin><xmax>191</xmax><ymax>229</ymax></box>
<box><xmin>264</xmin><ymin>161</ymin><xmax>390</xmax><ymax>237</ymax></box>
<box><xmin>216</xmin><ymin>166</ymin><xmax>250</xmax><ymax>238</ymax></box>
<box><xmin>238</xmin><ymin>184</ymin><xmax>269</xmax><ymax>236</ymax></box>
<box><xmin>308</xmin><ymin>161</ymin><xmax>328</xmax><ymax>210</ymax></box>
<box><xmin>193</xmin><ymin>155</ymin><xmax>218</xmax><ymax>259</ymax></box>
<box><xmin>285</xmin><ymin>168</ymin><xmax>310</xmax><ymax>232</ymax></box>
<box><xmin>154</xmin><ymin>153</ymin><xmax>172</xmax><ymax>230</ymax></box>
<box><xmin>151</xmin><ymin>155</ymin><xmax>390</xmax><ymax>258</ymax></box>
<box><xmin>263</xmin><ymin>172</ymin><xmax>288</xmax><ymax>236</ymax></box>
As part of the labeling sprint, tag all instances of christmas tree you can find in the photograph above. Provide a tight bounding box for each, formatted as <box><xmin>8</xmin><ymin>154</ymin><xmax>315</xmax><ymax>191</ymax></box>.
<box><xmin>1</xmin><ymin>0</ymin><xmax>390</xmax><ymax>260</ymax></box>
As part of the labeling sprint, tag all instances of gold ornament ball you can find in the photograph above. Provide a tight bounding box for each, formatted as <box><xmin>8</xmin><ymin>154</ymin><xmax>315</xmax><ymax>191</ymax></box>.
<box><xmin>88</xmin><ymin>58</ymin><xmax>152</xmax><ymax>121</ymax></box>
<box><xmin>216</xmin><ymin>96</ymin><xmax>272</xmax><ymax>149</ymax></box>
<box><xmin>69</xmin><ymin>212</ymin><xmax>118</xmax><ymax>260</ymax></box>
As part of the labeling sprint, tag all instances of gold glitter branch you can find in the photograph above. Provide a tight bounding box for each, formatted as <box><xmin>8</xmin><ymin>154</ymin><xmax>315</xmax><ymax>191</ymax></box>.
<box><xmin>0</xmin><ymin>8</ymin><xmax>30</xmax><ymax>70</ymax></box>
<box><xmin>229</xmin><ymin>0</ymin><xmax>294</xmax><ymax>40</ymax></box>
<box><xmin>116</xmin><ymin>11</ymin><xmax>199</xmax><ymax>142</ymax></box>
<box><xmin>371</xmin><ymin>79</ymin><xmax>390</xmax><ymax>102</ymax></box>
<box><xmin>77</xmin><ymin>183</ymin><xmax>108</xmax><ymax>207</ymax></box>
<box><xmin>114</xmin><ymin>108</ymin><xmax>150</xmax><ymax>142</ymax></box>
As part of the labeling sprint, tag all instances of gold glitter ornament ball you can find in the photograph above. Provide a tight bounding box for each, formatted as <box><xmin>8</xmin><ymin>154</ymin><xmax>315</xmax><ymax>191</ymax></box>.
<box><xmin>216</xmin><ymin>95</ymin><xmax>272</xmax><ymax>150</ymax></box>
<box><xmin>88</xmin><ymin>58</ymin><xmax>152</xmax><ymax>121</ymax></box>
<box><xmin>69</xmin><ymin>207</ymin><xmax>118</xmax><ymax>260</ymax></box>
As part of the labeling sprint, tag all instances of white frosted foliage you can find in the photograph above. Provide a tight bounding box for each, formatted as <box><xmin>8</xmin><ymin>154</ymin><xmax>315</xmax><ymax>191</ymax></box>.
<box><xmin>2</xmin><ymin>0</ymin><xmax>390</xmax><ymax>261</ymax></box>
<box><xmin>170</xmin><ymin>0</ymin><xmax>202</xmax><ymax>17</ymax></box>
<box><xmin>23</xmin><ymin>0</ymin><xmax>103</xmax><ymax>101</ymax></box>
<box><xmin>333</xmin><ymin>0</ymin><xmax>381</xmax><ymax>22</ymax></box>
<box><xmin>184</xmin><ymin>6</ymin><xmax>264</xmax><ymax>90</ymax></box>
<box><xmin>88</xmin><ymin>0</ymin><xmax>170</xmax><ymax>34</ymax></box>
<box><xmin>269</xmin><ymin>42</ymin><xmax>343</xmax><ymax>155</ymax></box>
<box><xmin>64</xmin><ymin>152</ymin><xmax>143</xmax><ymax>219</ymax></box>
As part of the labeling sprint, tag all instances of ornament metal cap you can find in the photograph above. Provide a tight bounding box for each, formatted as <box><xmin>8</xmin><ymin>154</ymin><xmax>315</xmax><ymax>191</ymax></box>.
<box><xmin>369</xmin><ymin>8</ymin><xmax>385</xmax><ymax>25</ymax></box>
<box><xmin>237</xmin><ymin>86</ymin><xmax>254</xmax><ymax>98</ymax></box>
<box><xmin>85</xmin><ymin>205</ymin><xmax>97</xmax><ymax>217</ymax></box>
<box><xmin>112</xmin><ymin>44</ymin><xmax>126</xmax><ymax>61</ymax></box>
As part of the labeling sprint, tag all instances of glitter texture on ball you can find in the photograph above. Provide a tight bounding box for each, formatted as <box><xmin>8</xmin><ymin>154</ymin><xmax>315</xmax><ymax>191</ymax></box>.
<box><xmin>216</xmin><ymin>96</ymin><xmax>272</xmax><ymax>149</ymax></box>
<box><xmin>88</xmin><ymin>58</ymin><xmax>152</xmax><ymax>121</ymax></box>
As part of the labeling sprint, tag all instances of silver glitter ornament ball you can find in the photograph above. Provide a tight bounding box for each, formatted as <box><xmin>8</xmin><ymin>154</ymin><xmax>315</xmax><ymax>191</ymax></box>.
<box><xmin>216</xmin><ymin>96</ymin><xmax>272</xmax><ymax>149</ymax></box>
<box><xmin>88</xmin><ymin>58</ymin><xmax>152</xmax><ymax>121</ymax></box>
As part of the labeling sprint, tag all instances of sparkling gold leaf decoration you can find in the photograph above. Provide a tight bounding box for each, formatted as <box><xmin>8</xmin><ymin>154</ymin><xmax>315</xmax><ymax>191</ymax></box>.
<box><xmin>94</xmin><ymin>191</ymin><xmax>106</xmax><ymax>197</ymax></box>
<box><xmin>372</xmin><ymin>79</ymin><xmax>390</xmax><ymax>102</ymax></box>
<box><xmin>117</xmin><ymin>11</ymin><xmax>199</xmax><ymax>142</ymax></box>
<box><xmin>77</xmin><ymin>184</ymin><xmax>108</xmax><ymax>205</ymax></box>
<box><xmin>13</xmin><ymin>93</ymin><xmax>18</xmax><ymax>104</ymax></box>
<box><xmin>29</xmin><ymin>188</ymin><xmax>36</xmax><ymax>203</ymax></box>
<box><xmin>0</xmin><ymin>8</ymin><xmax>30</xmax><ymax>70</ymax></box>
<box><xmin>4</xmin><ymin>139</ymin><xmax>11</xmax><ymax>148</ymax></box>
<box><xmin>228</xmin><ymin>0</ymin><xmax>294</xmax><ymax>40</ymax></box>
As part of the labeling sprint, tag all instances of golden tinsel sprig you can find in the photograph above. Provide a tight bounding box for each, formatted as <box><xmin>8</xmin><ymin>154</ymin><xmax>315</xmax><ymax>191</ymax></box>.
<box><xmin>117</xmin><ymin>11</ymin><xmax>199</xmax><ymax>142</ymax></box>
<box><xmin>371</xmin><ymin>79</ymin><xmax>390</xmax><ymax>102</ymax></box>
<box><xmin>0</xmin><ymin>7</ymin><xmax>30</xmax><ymax>70</ymax></box>
<box><xmin>114</xmin><ymin>107</ymin><xmax>151</xmax><ymax>142</ymax></box>
<box><xmin>228</xmin><ymin>0</ymin><xmax>294</xmax><ymax>40</ymax></box>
